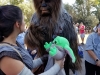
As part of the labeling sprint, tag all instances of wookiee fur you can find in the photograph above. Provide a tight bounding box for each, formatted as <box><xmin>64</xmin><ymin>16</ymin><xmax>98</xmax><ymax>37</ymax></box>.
<box><xmin>30</xmin><ymin>0</ymin><xmax>82</xmax><ymax>74</ymax></box>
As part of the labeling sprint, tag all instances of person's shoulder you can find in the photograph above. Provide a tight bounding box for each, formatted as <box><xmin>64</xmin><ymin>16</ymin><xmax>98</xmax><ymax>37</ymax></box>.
<box><xmin>30</xmin><ymin>12</ymin><xmax>38</xmax><ymax>24</ymax></box>
<box><xmin>91</xmin><ymin>32</ymin><xmax>96</xmax><ymax>35</ymax></box>
<box><xmin>88</xmin><ymin>32</ymin><xmax>96</xmax><ymax>37</ymax></box>
<box><xmin>62</xmin><ymin>9</ymin><xmax>72</xmax><ymax>23</ymax></box>
<box><xmin>0</xmin><ymin>56</ymin><xmax>24</xmax><ymax>75</ymax></box>
<box><xmin>0</xmin><ymin>44</ymin><xmax>14</xmax><ymax>52</ymax></box>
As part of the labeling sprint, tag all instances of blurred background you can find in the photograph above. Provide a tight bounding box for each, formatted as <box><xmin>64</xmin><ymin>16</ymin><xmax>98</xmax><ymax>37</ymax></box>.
<box><xmin>0</xmin><ymin>0</ymin><xmax>100</xmax><ymax>30</ymax></box>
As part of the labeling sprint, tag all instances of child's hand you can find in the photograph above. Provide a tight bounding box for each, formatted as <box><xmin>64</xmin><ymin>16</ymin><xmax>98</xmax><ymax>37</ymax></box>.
<box><xmin>55</xmin><ymin>58</ymin><xmax>65</xmax><ymax>69</ymax></box>
<box><xmin>31</xmin><ymin>50</ymin><xmax>37</xmax><ymax>55</ymax></box>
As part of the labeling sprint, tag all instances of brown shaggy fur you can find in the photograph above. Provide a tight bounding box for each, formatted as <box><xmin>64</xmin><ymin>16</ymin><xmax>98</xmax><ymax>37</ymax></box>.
<box><xmin>25</xmin><ymin>25</ymin><xmax>49</xmax><ymax>56</ymax></box>
<box><xmin>25</xmin><ymin>0</ymin><xmax>82</xmax><ymax>74</ymax></box>
<box><xmin>33</xmin><ymin>0</ymin><xmax>61</xmax><ymax>21</ymax></box>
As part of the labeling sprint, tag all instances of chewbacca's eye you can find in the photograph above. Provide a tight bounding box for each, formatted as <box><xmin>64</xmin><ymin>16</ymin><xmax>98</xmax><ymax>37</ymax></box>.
<box><xmin>45</xmin><ymin>0</ymin><xmax>50</xmax><ymax>3</ymax></box>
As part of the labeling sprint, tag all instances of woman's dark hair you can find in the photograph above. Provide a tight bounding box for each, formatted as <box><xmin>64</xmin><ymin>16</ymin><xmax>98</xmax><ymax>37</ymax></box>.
<box><xmin>0</xmin><ymin>5</ymin><xmax>23</xmax><ymax>42</ymax></box>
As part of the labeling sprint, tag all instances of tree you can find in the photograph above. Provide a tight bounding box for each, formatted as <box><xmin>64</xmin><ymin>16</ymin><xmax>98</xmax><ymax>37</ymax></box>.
<box><xmin>0</xmin><ymin>0</ymin><xmax>35</xmax><ymax>26</ymax></box>
<box><xmin>0</xmin><ymin>0</ymin><xmax>9</xmax><ymax>5</ymax></box>
<box><xmin>92</xmin><ymin>0</ymin><xmax>100</xmax><ymax>21</ymax></box>
<box><xmin>92</xmin><ymin>5</ymin><xmax>100</xmax><ymax>21</ymax></box>
<box><xmin>17</xmin><ymin>0</ymin><xmax>35</xmax><ymax>26</ymax></box>
<box><xmin>9</xmin><ymin>0</ymin><xmax>24</xmax><ymax>5</ymax></box>
<box><xmin>64</xmin><ymin>0</ymin><xmax>99</xmax><ymax>27</ymax></box>
<box><xmin>64</xmin><ymin>4</ymin><xmax>79</xmax><ymax>23</ymax></box>
<box><xmin>9</xmin><ymin>0</ymin><xmax>35</xmax><ymax>26</ymax></box>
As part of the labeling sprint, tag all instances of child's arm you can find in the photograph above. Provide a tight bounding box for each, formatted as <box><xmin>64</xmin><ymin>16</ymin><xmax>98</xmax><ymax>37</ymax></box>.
<box><xmin>19</xmin><ymin>63</ymin><xmax>60</xmax><ymax>75</ymax></box>
<box><xmin>32</xmin><ymin>58</ymin><xmax>43</xmax><ymax>69</ymax></box>
<box><xmin>32</xmin><ymin>55</ymin><xmax>48</xmax><ymax>69</ymax></box>
<box><xmin>39</xmin><ymin>63</ymin><xmax>60</xmax><ymax>75</ymax></box>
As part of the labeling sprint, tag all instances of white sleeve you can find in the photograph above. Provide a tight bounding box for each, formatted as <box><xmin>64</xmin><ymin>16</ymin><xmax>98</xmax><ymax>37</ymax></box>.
<box><xmin>18</xmin><ymin>63</ymin><xmax>60</xmax><ymax>75</ymax></box>
<box><xmin>32</xmin><ymin>58</ymin><xmax>43</xmax><ymax>69</ymax></box>
<box><xmin>39</xmin><ymin>63</ymin><xmax>60</xmax><ymax>75</ymax></box>
<box><xmin>18</xmin><ymin>66</ymin><xmax>34</xmax><ymax>75</ymax></box>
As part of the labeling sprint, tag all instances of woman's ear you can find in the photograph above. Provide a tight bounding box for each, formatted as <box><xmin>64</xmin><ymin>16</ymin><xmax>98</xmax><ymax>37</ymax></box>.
<box><xmin>15</xmin><ymin>21</ymin><xmax>20</xmax><ymax>28</ymax></box>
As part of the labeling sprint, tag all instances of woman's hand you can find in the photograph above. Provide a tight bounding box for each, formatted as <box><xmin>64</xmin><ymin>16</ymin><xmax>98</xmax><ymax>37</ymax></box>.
<box><xmin>55</xmin><ymin>58</ymin><xmax>65</xmax><ymax>69</ymax></box>
<box><xmin>96</xmin><ymin>60</ymin><xmax>100</xmax><ymax>67</ymax></box>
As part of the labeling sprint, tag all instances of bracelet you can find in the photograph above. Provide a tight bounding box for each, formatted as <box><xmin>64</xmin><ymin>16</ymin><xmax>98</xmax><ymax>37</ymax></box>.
<box><xmin>95</xmin><ymin>58</ymin><xmax>99</xmax><ymax>62</ymax></box>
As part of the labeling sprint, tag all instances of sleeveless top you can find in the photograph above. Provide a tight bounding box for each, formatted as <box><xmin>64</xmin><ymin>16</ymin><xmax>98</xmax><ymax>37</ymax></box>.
<box><xmin>0</xmin><ymin>41</ymin><xmax>33</xmax><ymax>75</ymax></box>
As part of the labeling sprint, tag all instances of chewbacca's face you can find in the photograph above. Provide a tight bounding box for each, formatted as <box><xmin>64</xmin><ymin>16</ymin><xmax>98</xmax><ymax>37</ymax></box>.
<box><xmin>33</xmin><ymin>0</ymin><xmax>61</xmax><ymax>17</ymax></box>
<box><xmin>39</xmin><ymin>0</ymin><xmax>51</xmax><ymax>16</ymax></box>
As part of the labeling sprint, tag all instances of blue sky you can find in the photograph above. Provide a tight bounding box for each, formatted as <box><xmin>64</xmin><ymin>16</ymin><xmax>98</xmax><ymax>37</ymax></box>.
<box><xmin>62</xmin><ymin>0</ymin><xmax>76</xmax><ymax>5</ymax></box>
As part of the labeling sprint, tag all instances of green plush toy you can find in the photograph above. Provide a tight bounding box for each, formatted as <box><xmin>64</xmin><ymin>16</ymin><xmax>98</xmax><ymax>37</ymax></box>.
<box><xmin>44</xmin><ymin>36</ymin><xmax>76</xmax><ymax>63</ymax></box>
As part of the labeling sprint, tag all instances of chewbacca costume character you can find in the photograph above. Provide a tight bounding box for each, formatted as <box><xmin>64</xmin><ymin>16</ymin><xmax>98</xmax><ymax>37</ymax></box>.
<box><xmin>27</xmin><ymin>0</ymin><xmax>81</xmax><ymax>75</ymax></box>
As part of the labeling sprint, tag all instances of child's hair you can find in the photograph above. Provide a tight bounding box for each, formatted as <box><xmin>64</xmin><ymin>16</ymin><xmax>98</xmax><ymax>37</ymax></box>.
<box><xmin>0</xmin><ymin>5</ymin><xmax>23</xmax><ymax>42</ymax></box>
<box><xmin>25</xmin><ymin>24</ymin><xmax>49</xmax><ymax>56</ymax></box>
<box><xmin>25</xmin><ymin>24</ymin><xmax>49</xmax><ymax>75</ymax></box>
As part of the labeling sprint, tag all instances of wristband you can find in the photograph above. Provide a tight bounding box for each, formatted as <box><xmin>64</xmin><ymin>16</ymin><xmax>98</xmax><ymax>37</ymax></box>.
<box><xmin>95</xmin><ymin>58</ymin><xmax>99</xmax><ymax>62</ymax></box>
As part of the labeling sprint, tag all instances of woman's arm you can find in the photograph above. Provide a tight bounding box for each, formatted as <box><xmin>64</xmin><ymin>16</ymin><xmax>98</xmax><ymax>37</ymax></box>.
<box><xmin>19</xmin><ymin>63</ymin><xmax>61</xmax><ymax>75</ymax></box>
<box><xmin>39</xmin><ymin>63</ymin><xmax>60</xmax><ymax>75</ymax></box>
<box><xmin>87</xmin><ymin>50</ymin><xmax>100</xmax><ymax>67</ymax></box>
<box><xmin>0</xmin><ymin>56</ymin><xmax>64</xmax><ymax>75</ymax></box>
<box><xmin>87</xmin><ymin>50</ymin><xmax>98</xmax><ymax>61</ymax></box>
<box><xmin>86</xmin><ymin>33</ymin><xmax>98</xmax><ymax>61</ymax></box>
<box><xmin>0</xmin><ymin>57</ymin><xmax>35</xmax><ymax>75</ymax></box>
<box><xmin>0</xmin><ymin>57</ymin><xmax>27</xmax><ymax>75</ymax></box>
<box><xmin>19</xmin><ymin>59</ymin><xmax>63</xmax><ymax>75</ymax></box>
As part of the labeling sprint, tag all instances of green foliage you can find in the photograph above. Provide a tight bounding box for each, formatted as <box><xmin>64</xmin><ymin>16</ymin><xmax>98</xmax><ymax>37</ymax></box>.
<box><xmin>0</xmin><ymin>0</ymin><xmax>35</xmax><ymax>26</ymax></box>
<box><xmin>85</xmin><ymin>15</ymin><xmax>99</xmax><ymax>27</ymax></box>
<box><xmin>0</xmin><ymin>0</ymin><xmax>9</xmax><ymax>5</ymax></box>
<box><xmin>17</xmin><ymin>1</ymin><xmax>35</xmax><ymax>26</ymax></box>
<box><xmin>76</xmin><ymin>0</ymin><xmax>84</xmax><ymax>5</ymax></box>
<box><xmin>64</xmin><ymin>0</ymin><xmax>99</xmax><ymax>28</ymax></box>
<box><xmin>92</xmin><ymin>6</ymin><xmax>100</xmax><ymax>20</ymax></box>
<box><xmin>9</xmin><ymin>0</ymin><xmax>24</xmax><ymax>5</ymax></box>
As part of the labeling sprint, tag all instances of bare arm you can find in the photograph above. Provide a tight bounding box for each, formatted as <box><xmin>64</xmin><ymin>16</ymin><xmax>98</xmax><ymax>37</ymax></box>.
<box><xmin>86</xmin><ymin>33</ymin><xmax>98</xmax><ymax>61</ymax></box>
<box><xmin>87</xmin><ymin>50</ymin><xmax>98</xmax><ymax>61</ymax></box>
<box><xmin>0</xmin><ymin>57</ymin><xmax>27</xmax><ymax>75</ymax></box>
<box><xmin>87</xmin><ymin>50</ymin><xmax>100</xmax><ymax>67</ymax></box>
<box><xmin>0</xmin><ymin>56</ymin><xmax>64</xmax><ymax>75</ymax></box>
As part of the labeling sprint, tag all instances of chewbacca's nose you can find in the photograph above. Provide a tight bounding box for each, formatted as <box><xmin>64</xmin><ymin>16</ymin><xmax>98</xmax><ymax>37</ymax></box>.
<box><xmin>41</xmin><ymin>1</ymin><xmax>47</xmax><ymax>7</ymax></box>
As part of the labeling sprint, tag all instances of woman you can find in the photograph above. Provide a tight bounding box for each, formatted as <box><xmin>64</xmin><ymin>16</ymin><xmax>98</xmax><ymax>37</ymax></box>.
<box><xmin>85</xmin><ymin>23</ymin><xmax>100</xmax><ymax>75</ymax></box>
<box><xmin>0</xmin><ymin>5</ymin><xmax>64</xmax><ymax>75</ymax></box>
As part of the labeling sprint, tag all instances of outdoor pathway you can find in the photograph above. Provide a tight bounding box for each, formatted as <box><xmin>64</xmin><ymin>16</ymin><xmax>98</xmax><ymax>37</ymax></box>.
<box><xmin>69</xmin><ymin>34</ymin><xmax>89</xmax><ymax>75</ymax></box>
